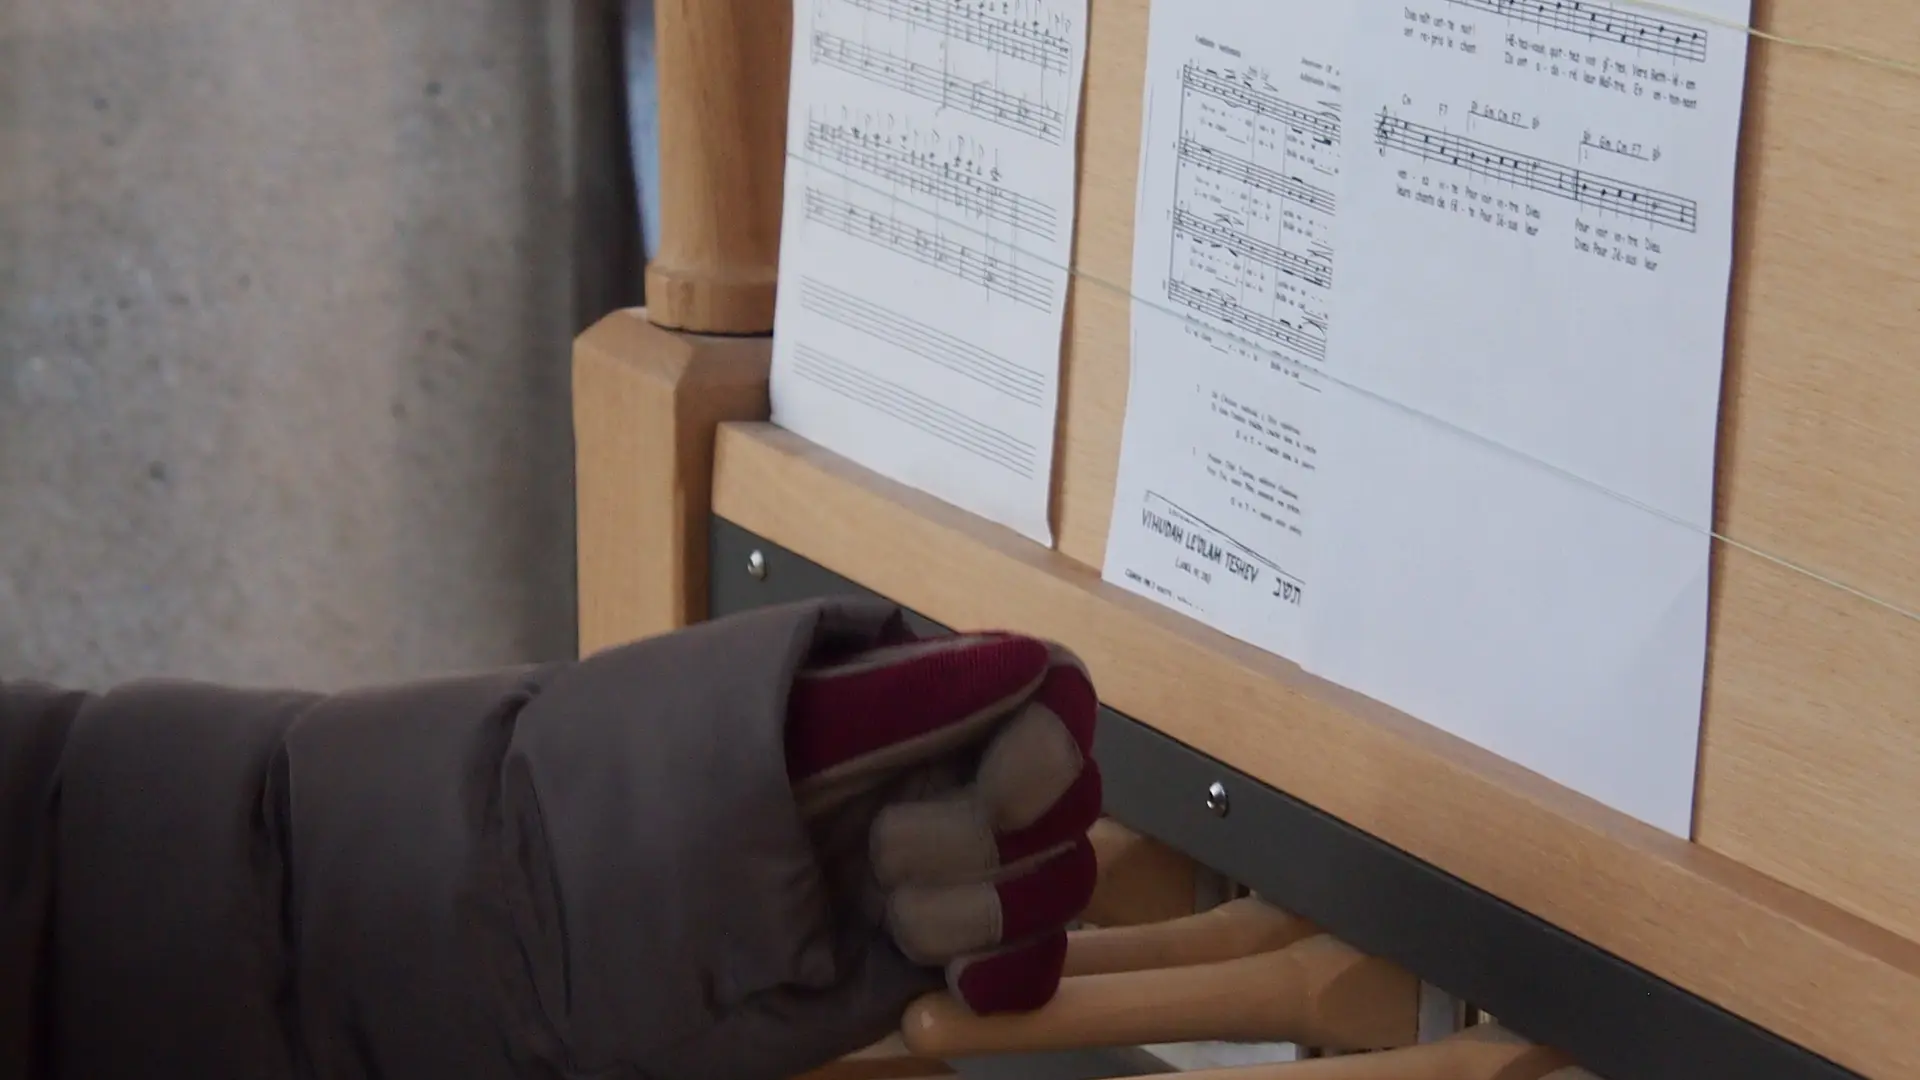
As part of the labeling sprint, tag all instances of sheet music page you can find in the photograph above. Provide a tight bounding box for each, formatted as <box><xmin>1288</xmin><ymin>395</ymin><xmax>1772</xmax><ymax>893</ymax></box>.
<box><xmin>769</xmin><ymin>0</ymin><xmax>1090</xmax><ymax>547</ymax></box>
<box><xmin>1101</xmin><ymin>0</ymin><xmax>1348</xmax><ymax>659</ymax></box>
<box><xmin>1305</xmin><ymin>0</ymin><xmax>1754</xmax><ymax>835</ymax></box>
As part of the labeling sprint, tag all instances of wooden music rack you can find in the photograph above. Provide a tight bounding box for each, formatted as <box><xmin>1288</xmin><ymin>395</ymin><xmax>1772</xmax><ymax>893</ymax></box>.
<box><xmin>573</xmin><ymin>2</ymin><xmax>1920</xmax><ymax>1078</ymax></box>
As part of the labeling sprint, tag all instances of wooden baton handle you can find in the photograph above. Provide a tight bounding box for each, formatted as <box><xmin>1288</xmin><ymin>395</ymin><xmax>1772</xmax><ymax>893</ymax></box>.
<box><xmin>644</xmin><ymin>0</ymin><xmax>792</xmax><ymax>334</ymax></box>
<box><xmin>900</xmin><ymin>935</ymin><xmax>1419</xmax><ymax>1058</ymax></box>
<box><xmin>1064</xmin><ymin>896</ymin><xmax>1318</xmax><ymax>977</ymax></box>
<box><xmin>1121</xmin><ymin>1024</ymin><xmax>1569</xmax><ymax>1080</ymax></box>
<box><xmin>1083</xmin><ymin>819</ymin><xmax>1205</xmax><ymax>927</ymax></box>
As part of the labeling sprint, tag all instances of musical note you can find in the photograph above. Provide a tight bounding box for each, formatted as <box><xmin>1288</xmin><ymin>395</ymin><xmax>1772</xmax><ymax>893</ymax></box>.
<box><xmin>804</xmin><ymin>187</ymin><xmax>1055</xmax><ymax>311</ymax></box>
<box><xmin>1374</xmin><ymin>111</ymin><xmax>1698</xmax><ymax>231</ymax></box>
<box><xmin>1177</xmin><ymin>135</ymin><xmax>1338</xmax><ymax>215</ymax></box>
<box><xmin>843</xmin><ymin>0</ymin><xmax>1075</xmax><ymax>74</ymax></box>
<box><xmin>1168</xmin><ymin>280</ymin><xmax>1327</xmax><ymax>366</ymax></box>
<box><xmin>803</xmin><ymin>117</ymin><xmax>1058</xmax><ymax>240</ymax></box>
<box><xmin>1102</xmin><ymin>0</ymin><xmax>1347</xmax><ymax>664</ymax></box>
<box><xmin>1450</xmin><ymin>0</ymin><xmax>1709</xmax><ymax>62</ymax></box>
<box><xmin>813</xmin><ymin>31</ymin><xmax>1067</xmax><ymax>142</ymax></box>
<box><xmin>772</xmin><ymin>0</ymin><xmax>1085</xmax><ymax>546</ymax></box>
<box><xmin>1159</xmin><ymin>59</ymin><xmax>1340</xmax><ymax>372</ymax></box>
<box><xmin>1181</xmin><ymin>62</ymin><xmax>1341</xmax><ymax>145</ymax></box>
<box><xmin>1174</xmin><ymin>209</ymin><xmax>1333</xmax><ymax>290</ymax></box>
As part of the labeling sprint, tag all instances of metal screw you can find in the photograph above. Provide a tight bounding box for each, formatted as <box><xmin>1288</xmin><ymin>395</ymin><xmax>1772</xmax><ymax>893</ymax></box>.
<box><xmin>1204</xmin><ymin>781</ymin><xmax>1230</xmax><ymax>818</ymax></box>
<box><xmin>747</xmin><ymin>549</ymin><xmax>768</xmax><ymax>581</ymax></box>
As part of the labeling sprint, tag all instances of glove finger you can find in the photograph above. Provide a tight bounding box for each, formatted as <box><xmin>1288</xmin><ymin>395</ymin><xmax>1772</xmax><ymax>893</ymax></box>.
<box><xmin>974</xmin><ymin>645</ymin><xmax>1097</xmax><ymax>830</ymax></box>
<box><xmin>886</xmin><ymin>835</ymin><xmax>1096</xmax><ymax>965</ymax></box>
<box><xmin>870</xmin><ymin>762</ymin><xmax>1102</xmax><ymax>889</ymax></box>
<box><xmin>871</xmin><ymin>646</ymin><xmax>1100</xmax><ymax>888</ymax></box>
<box><xmin>786</xmin><ymin>632</ymin><xmax>1050</xmax><ymax>792</ymax></box>
<box><xmin>945</xmin><ymin>930</ymin><xmax>1070</xmax><ymax>1015</ymax></box>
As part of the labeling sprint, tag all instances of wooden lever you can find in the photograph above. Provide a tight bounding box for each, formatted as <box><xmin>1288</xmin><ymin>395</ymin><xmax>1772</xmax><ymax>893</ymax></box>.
<box><xmin>1084</xmin><ymin>819</ymin><xmax>1205</xmax><ymax>927</ymax></box>
<box><xmin>901</xmin><ymin>934</ymin><xmax>1419</xmax><ymax>1058</ymax></box>
<box><xmin>1064</xmin><ymin>895</ymin><xmax>1318</xmax><ymax>976</ymax></box>
<box><xmin>1120</xmin><ymin>1024</ymin><xmax>1570</xmax><ymax>1080</ymax></box>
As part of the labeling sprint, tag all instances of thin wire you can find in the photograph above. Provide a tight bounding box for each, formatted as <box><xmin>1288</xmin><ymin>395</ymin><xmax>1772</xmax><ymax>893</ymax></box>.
<box><xmin>1619</xmin><ymin>0</ymin><xmax>1920</xmax><ymax>79</ymax></box>
<box><xmin>774</xmin><ymin>3</ymin><xmax>1920</xmax><ymax>628</ymax></box>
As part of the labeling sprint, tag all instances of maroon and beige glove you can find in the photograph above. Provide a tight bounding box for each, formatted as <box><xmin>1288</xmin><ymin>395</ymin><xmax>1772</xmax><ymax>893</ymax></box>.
<box><xmin>491</xmin><ymin>599</ymin><xmax>1103</xmax><ymax>1080</ymax></box>
<box><xmin>785</xmin><ymin>628</ymin><xmax>1103</xmax><ymax>1016</ymax></box>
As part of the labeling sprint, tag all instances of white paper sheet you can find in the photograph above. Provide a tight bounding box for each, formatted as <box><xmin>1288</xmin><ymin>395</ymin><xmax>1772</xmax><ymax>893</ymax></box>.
<box><xmin>1101</xmin><ymin>0</ymin><xmax>1350</xmax><ymax>660</ymax></box>
<box><xmin>769</xmin><ymin>0</ymin><xmax>1090</xmax><ymax>547</ymax></box>
<box><xmin>1305</xmin><ymin>0</ymin><xmax>1753</xmax><ymax>836</ymax></box>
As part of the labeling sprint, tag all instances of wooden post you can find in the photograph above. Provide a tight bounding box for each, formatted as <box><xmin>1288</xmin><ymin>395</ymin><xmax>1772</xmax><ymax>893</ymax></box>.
<box><xmin>643</xmin><ymin>0</ymin><xmax>794</xmax><ymax>335</ymax></box>
<box><xmin>573</xmin><ymin>312</ymin><xmax>771</xmax><ymax>654</ymax></box>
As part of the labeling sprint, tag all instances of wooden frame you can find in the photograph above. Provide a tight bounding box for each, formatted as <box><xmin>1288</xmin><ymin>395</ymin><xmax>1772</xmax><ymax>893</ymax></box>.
<box><xmin>574</xmin><ymin>1</ymin><xmax>1920</xmax><ymax>1078</ymax></box>
<box><xmin>572</xmin><ymin>311</ymin><xmax>770</xmax><ymax>651</ymax></box>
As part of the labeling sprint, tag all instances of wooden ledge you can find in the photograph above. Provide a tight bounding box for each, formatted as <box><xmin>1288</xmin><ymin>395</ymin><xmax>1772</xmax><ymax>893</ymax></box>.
<box><xmin>713</xmin><ymin>420</ymin><xmax>1920</xmax><ymax>1080</ymax></box>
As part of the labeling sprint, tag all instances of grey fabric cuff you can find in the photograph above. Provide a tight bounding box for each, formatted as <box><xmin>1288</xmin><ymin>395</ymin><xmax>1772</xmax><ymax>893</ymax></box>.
<box><xmin>503</xmin><ymin>597</ymin><xmax>906</xmax><ymax>1073</ymax></box>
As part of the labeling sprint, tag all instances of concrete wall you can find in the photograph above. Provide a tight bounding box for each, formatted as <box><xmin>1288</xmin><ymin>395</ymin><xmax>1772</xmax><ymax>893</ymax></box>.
<box><xmin>2</xmin><ymin>1</ymin><xmax>636</xmax><ymax>691</ymax></box>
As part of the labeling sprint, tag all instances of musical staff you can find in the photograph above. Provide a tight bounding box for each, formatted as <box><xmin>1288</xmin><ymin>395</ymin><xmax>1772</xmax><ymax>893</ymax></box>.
<box><xmin>805</xmin><ymin>187</ymin><xmax>1054</xmax><ymax>310</ymax></box>
<box><xmin>1168</xmin><ymin>279</ymin><xmax>1327</xmax><ymax>368</ymax></box>
<box><xmin>1174</xmin><ymin>208</ymin><xmax>1333</xmax><ymax>290</ymax></box>
<box><xmin>804</xmin><ymin>119</ymin><xmax>1058</xmax><ymax>240</ymax></box>
<box><xmin>1450</xmin><ymin>0</ymin><xmax>1708</xmax><ymax>63</ymax></box>
<box><xmin>1163</xmin><ymin>58</ymin><xmax>1338</xmax><ymax>376</ymax></box>
<box><xmin>1181</xmin><ymin>62</ymin><xmax>1340</xmax><ymax>145</ymax></box>
<box><xmin>1177</xmin><ymin>135</ymin><xmax>1337</xmax><ymax>216</ymax></box>
<box><xmin>771</xmin><ymin>0</ymin><xmax>1082</xmax><ymax>545</ymax></box>
<box><xmin>843</xmin><ymin>0</ymin><xmax>1073</xmax><ymax>74</ymax></box>
<box><xmin>813</xmin><ymin>31</ymin><xmax>1066</xmax><ymax>142</ymax></box>
<box><xmin>1375</xmin><ymin>112</ymin><xmax>1698</xmax><ymax>231</ymax></box>
<box><xmin>790</xmin><ymin>343</ymin><xmax>1038</xmax><ymax>477</ymax></box>
<box><xmin>799</xmin><ymin>277</ymin><xmax>1046</xmax><ymax>406</ymax></box>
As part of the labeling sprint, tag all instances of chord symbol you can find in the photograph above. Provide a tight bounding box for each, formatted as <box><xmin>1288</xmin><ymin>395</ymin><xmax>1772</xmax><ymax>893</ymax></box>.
<box><xmin>1374</xmin><ymin>110</ymin><xmax>1697</xmax><ymax>231</ymax></box>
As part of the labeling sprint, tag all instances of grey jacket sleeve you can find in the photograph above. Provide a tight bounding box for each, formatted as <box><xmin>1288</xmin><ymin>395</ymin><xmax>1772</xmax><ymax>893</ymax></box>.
<box><xmin>0</xmin><ymin>597</ymin><xmax>925</xmax><ymax>1080</ymax></box>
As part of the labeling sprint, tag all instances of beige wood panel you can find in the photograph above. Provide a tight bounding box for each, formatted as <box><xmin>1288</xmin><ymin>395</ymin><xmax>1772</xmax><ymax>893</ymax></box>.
<box><xmin>713</xmin><ymin>421</ymin><xmax>1920</xmax><ymax>1080</ymax></box>
<box><xmin>1714</xmin><ymin>4</ymin><xmax>1920</xmax><ymax>614</ymax></box>
<box><xmin>1698</xmin><ymin>545</ymin><xmax>1920</xmax><ymax>939</ymax></box>
<box><xmin>1689</xmin><ymin>7</ymin><xmax>1920</xmax><ymax>943</ymax></box>
<box><xmin>572</xmin><ymin>310</ymin><xmax>771</xmax><ymax>653</ymax></box>
<box><xmin>1046</xmin><ymin>0</ymin><xmax>1920</xmax><ymax>943</ymax></box>
<box><xmin>1052</xmin><ymin>0</ymin><xmax>1146</xmax><ymax>562</ymax></box>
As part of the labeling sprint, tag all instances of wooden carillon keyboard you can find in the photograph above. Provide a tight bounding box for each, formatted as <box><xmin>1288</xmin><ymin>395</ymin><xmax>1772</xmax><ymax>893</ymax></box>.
<box><xmin>798</xmin><ymin>824</ymin><xmax>1595</xmax><ymax>1079</ymax></box>
<box><xmin>576</xmin><ymin>0</ymin><xmax>1920</xmax><ymax>1078</ymax></box>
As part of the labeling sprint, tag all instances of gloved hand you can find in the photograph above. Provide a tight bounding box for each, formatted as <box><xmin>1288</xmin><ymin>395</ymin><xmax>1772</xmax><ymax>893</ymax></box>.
<box><xmin>496</xmin><ymin>599</ymin><xmax>1104</xmax><ymax>1080</ymax></box>
<box><xmin>786</xmin><ymin>626</ymin><xmax>1103</xmax><ymax>1016</ymax></box>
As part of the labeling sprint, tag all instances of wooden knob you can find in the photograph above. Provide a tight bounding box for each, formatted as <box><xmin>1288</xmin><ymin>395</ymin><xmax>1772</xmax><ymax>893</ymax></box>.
<box><xmin>900</xmin><ymin>935</ymin><xmax>1419</xmax><ymax>1058</ymax></box>
<box><xmin>1084</xmin><ymin>819</ymin><xmax>1204</xmax><ymax>927</ymax></box>
<box><xmin>1064</xmin><ymin>896</ymin><xmax>1317</xmax><ymax>977</ymax></box>
<box><xmin>1121</xmin><ymin>1024</ymin><xmax>1569</xmax><ymax>1080</ymax></box>
<box><xmin>644</xmin><ymin>0</ymin><xmax>792</xmax><ymax>334</ymax></box>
